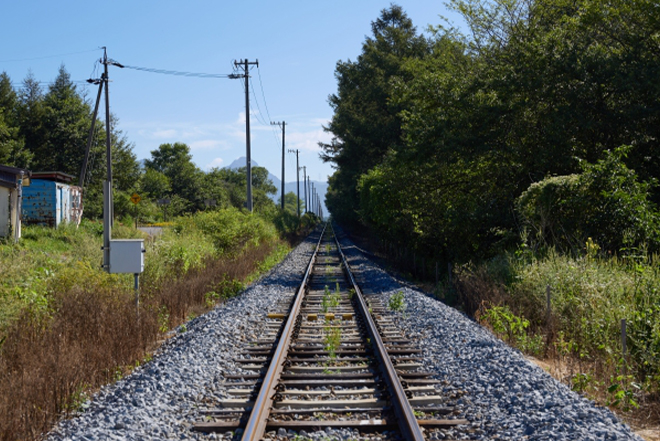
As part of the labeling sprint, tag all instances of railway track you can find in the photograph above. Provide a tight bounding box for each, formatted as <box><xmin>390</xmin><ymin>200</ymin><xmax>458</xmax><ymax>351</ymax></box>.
<box><xmin>195</xmin><ymin>224</ymin><xmax>467</xmax><ymax>440</ymax></box>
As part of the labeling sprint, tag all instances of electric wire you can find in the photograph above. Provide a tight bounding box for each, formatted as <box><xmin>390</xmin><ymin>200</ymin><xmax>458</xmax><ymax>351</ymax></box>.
<box><xmin>10</xmin><ymin>80</ymin><xmax>97</xmax><ymax>88</ymax></box>
<box><xmin>120</xmin><ymin>64</ymin><xmax>233</xmax><ymax>78</ymax></box>
<box><xmin>256</xmin><ymin>66</ymin><xmax>273</xmax><ymax>123</ymax></box>
<box><xmin>249</xmin><ymin>80</ymin><xmax>269</xmax><ymax>126</ymax></box>
<box><xmin>0</xmin><ymin>48</ymin><xmax>100</xmax><ymax>63</ymax></box>
<box><xmin>257</xmin><ymin>65</ymin><xmax>284</xmax><ymax>148</ymax></box>
<box><xmin>251</xmin><ymin>65</ymin><xmax>285</xmax><ymax>153</ymax></box>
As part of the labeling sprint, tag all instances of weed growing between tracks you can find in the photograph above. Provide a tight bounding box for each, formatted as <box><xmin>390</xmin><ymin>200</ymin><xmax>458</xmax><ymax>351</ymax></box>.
<box><xmin>0</xmin><ymin>210</ymin><xmax>303</xmax><ymax>441</ymax></box>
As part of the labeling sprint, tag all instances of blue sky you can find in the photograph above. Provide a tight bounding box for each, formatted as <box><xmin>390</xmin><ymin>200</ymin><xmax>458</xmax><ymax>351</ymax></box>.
<box><xmin>0</xmin><ymin>1</ymin><xmax>465</xmax><ymax>185</ymax></box>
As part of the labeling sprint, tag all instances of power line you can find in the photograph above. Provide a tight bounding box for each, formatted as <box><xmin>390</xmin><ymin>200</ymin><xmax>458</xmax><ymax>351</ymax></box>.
<box><xmin>256</xmin><ymin>66</ymin><xmax>273</xmax><ymax>123</ymax></box>
<box><xmin>243</xmin><ymin>66</ymin><xmax>283</xmax><ymax>152</ymax></box>
<box><xmin>10</xmin><ymin>80</ymin><xmax>95</xmax><ymax>87</ymax></box>
<box><xmin>120</xmin><ymin>64</ymin><xmax>234</xmax><ymax>79</ymax></box>
<box><xmin>249</xmin><ymin>81</ymin><xmax>269</xmax><ymax>126</ymax></box>
<box><xmin>0</xmin><ymin>48</ymin><xmax>100</xmax><ymax>63</ymax></box>
<box><xmin>247</xmin><ymin>78</ymin><xmax>282</xmax><ymax>152</ymax></box>
<box><xmin>256</xmin><ymin>65</ymin><xmax>283</xmax><ymax>148</ymax></box>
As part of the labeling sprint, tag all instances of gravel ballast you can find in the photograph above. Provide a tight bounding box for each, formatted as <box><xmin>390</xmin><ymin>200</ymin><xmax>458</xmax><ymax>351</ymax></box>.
<box><xmin>46</xmin><ymin>228</ymin><xmax>643</xmax><ymax>441</ymax></box>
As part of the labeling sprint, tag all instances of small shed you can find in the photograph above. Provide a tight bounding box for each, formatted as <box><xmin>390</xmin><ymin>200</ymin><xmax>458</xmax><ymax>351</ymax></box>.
<box><xmin>0</xmin><ymin>165</ymin><xmax>31</xmax><ymax>241</ymax></box>
<box><xmin>22</xmin><ymin>172</ymin><xmax>83</xmax><ymax>227</ymax></box>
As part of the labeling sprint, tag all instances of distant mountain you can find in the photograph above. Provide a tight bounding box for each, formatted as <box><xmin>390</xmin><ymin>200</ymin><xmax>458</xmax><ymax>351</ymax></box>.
<box><xmin>227</xmin><ymin>157</ymin><xmax>279</xmax><ymax>188</ymax></box>
<box><xmin>227</xmin><ymin>157</ymin><xmax>328</xmax><ymax>214</ymax></box>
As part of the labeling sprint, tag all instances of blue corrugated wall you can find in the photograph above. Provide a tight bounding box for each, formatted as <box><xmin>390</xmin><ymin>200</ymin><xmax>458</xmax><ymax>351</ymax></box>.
<box><xmin>22</xmin><ymin>180</ymin><xmax>58</xmax><ymax>226</ymax></box>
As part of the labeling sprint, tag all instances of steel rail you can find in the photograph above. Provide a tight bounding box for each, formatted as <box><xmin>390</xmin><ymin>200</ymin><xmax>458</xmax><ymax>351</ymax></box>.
<box><xmin>240</xmin><ymin>223</ymin><xmax>327</xmax><ymax>441</ymax></box>
<box><xmin>332</xmin><ymin>224</ymin><xmax>426</xmax><ymax>441</ymax></box>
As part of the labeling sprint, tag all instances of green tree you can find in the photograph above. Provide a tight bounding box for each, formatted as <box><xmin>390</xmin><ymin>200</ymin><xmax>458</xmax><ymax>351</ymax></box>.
<box><xmin>210</xmin><ymin>166</ymin><xmax>277</xmax><ymax>213</ymax></box>
<box><xmin>278</xmin><ymin>191</ymin><xmax>304</xmax><ymax>215</ymax></box>
<box><xmin>321</xmin><ymin>4</ymin><xmax>429</xmax><ymax>225</ymax></box>
<box><xmin>37</xmin><ymin>65</ymin><xmax>93</xmax><ymax>174</ymax></box>
<box><xmin>0</xmin><ymin>73</ymin><xmax>31</xmax><ymax>167</ymax></box>
<box><xmin>363</xmin><ymin>0</ymin><xmax>660</xmax><ymax>264</ymax></box>
<box><xmin>141</xmin><ymin>168</ymin><xmax>171</xmax><ymax>200</ymax></box>
<box><xmin>17</xmin><ymin>71</ymin><xmax>47</xmax><ymax>165</ymax></box>
<box><xmin>0</xmin><ymin>109</ymin><xmax>31</xmax><ymax>167</ymax></box>
<box><xmin>0</xmin><ymin>72</ymin><xmax>19</xmax><ymax>126</ymax></box>
<box><xmin>200</xmin><ymin>167</ymin><xmax>231</xmax><ymax>210</ymax></box>
<box><xmin>144</xmin><ymin>142</ymin><xmax>204</xmax><ymax>214</ymax></box>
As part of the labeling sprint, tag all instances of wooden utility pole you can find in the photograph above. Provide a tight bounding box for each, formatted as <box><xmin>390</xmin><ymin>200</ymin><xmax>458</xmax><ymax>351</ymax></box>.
<box><xmin>102</xmin><ymin>48</ymin><xmax>113</xmax><ymax>271</ymax></box>
<box><xmin>271</xmin><ymin>121</ymin><xmax>286</xmax><ymax>210</ymax></box>
<box><xmin>234</xmin><ymin>59</ymin><xmax>259</xmax><ymax>212</ymax></box>
<box><xmin>301</xmin><ymin>166</ymin><xmax>307</xmax><ymax>214</ymax></box>
<box><xmin>288</xmin><ymin>149</ymin><xmax>300</xmax><ymax>217</ymax></box>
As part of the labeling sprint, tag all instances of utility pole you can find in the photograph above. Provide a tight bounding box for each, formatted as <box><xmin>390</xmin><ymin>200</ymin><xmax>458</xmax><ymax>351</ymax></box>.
<box><xmin>301</xmin><ymin>166</ymin><xmax>307</xmax><ymax>214</ymax></box>
<box><xmin>101</xmin><ymin>49</ymin><xmax>112</xmax><ymax>270</ymax></box>
<box><xmin>308</xmin><ymin>178</ymin><xmax>312</xmax><ymax>215</ymax></box>
<box><xmin>233</xmin><ymin>59</ymin><xmax>259</xmax><ymax>212</ymax></box>
<box><xmin>271</xmin><ymin>121</ymin><xmax>286</xmax><ymax>210</ymax></box>
<box><xmin>311</xmin><ymin>183</ymin><xmax>316</xmax><ymax>216</ymax></box>
<box><xmin>81</xmin><ymin>48</ymin><xmax>124</xmax><ymax>272</ymax></box>
<box><xmin>288</xmin><ymin>149</ymin><xmax>300</xmax><ymax>217</ymax></box>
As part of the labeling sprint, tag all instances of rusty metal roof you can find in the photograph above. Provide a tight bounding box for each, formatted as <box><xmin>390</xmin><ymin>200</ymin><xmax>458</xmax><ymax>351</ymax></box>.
<box><xmin>31</xmin><ymin>171</ymin><xmax>75</xmax><ymax>183</ymax></box>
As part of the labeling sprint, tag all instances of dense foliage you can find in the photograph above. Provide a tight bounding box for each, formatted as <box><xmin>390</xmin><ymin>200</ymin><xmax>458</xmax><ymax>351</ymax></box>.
<box><xmin>323</xmin><ymin>1</ymin><xmax>660</xmax><ymax>410</ymax></box>
<box><xmin>323</xmin><ymin>0</ymin><xmax>660</xmax><ymax>262</ymax></box>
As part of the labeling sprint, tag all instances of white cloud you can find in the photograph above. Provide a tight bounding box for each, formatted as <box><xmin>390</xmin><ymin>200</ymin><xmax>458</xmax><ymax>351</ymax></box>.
<box><xmin>152</xmin><ymin>129</ymin><xmax>178</xmax><ymax>139</ymax></box>
<box><xmin>288</xmin><ymin>128</ymin><xmax>333</xmax><ymax>153</ymax></box>
<box><xmin>205</xmin><ymin>157</ymin><xmax>224</xmax><ymax>170</ymax></box>
<box><xmin>190</xmin><ymin>139</ymin><xmax>229</xmax><ymax>151</ymax></box>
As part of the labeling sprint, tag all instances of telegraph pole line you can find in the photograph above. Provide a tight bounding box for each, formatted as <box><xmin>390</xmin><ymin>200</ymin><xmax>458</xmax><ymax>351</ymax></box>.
<box><xmin>307</xmin><ymin>178</ymin><xmax>312</xmax><ymax>214</ymax></box>
<box><xmin>311</xmin><ymin>183</ymin><xmax>316</xmax><ymax>216</ymax></box>
<box><xmin>81</xmin><ymin>48</ymin><xmax>125</xmax><ymax>271</ymax></box>
<box><xmin>288</xmin><ymin>149</ymin><xmax>300</xmax><ymax>217</ymax></box>
<box><xmin>233</xmin><ymin>59</ymin><xmax>259</xmax><ymax>212</ymax></box>
<box><xmin>271</xmin><ymin>121</ymin><xmax>286</xmax><ymax>210</ymax></box>
<box><xmin>84</xmin><ymin>47</ymin><xmax>123</xmax><ymax>272</ymax></box>
<box><xmin>102</xmin><ymin>48</ymin><xmax>114</xmax><ymax>271</ymax></box>
<box><xmin>301</xmin><ymin>166</ymin><xmax>307</xmax><ymax>214</ymax></box>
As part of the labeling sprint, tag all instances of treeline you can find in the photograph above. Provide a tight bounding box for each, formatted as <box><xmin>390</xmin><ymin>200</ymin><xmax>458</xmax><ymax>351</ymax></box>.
<box><xmin>0</xmin><ymin>67</ymin><xmax>305</xmax><ymax>225</ymax></box>
<box><xmin>323</xmin><ymin>0</ymin><xmax>660</xmax><ymax>263</ymax></box>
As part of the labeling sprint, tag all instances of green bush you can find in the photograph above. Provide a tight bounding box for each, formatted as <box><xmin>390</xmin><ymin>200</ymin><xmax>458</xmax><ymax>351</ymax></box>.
<box><xmin>172</xmin><ymin>207</ymin><xmax>277</xmax><ymax>256</ymax></box>
<box><xmin>517</xmin><ymin>146</ymin><xmax>660</xmax><ymax>254</ymax></box>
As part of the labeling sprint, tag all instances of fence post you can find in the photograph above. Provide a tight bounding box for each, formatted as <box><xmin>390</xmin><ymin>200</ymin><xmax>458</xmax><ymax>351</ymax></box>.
<box><xmin>546</xmin><ymin>285</ymin><xmax>551</xmax><ymax>327</ymax></box>
<box><xmin>621</xmin><ymin>319</ymin><xmax>627</xmax><ymax>377</ymax></box>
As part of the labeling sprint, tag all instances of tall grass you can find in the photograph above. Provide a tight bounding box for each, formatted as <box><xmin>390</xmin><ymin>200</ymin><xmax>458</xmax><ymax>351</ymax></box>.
<box><xmin>0</xmin><ymin>209</ymin><xmax>293</xmax><ymax>441</ymax></box>
<box><xmin>453</xmin><ymin>248</ymin><xmax>660</xmax><ymax>409</ymax></box>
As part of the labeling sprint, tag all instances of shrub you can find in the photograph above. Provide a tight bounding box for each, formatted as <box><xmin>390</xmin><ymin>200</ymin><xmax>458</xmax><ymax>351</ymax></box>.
<box><xmin>0</xmin><ymin>208</ymin><xmax>287</xmax><ymax>441</ymax></box>
<box><xmin>173</xmin><ymin>208</ymin><xmax>277</xmax><ymax>256</ymax></box>
<box><xmin>517</xmin><ymin>146</ymin><xmax>660</xmax><ymax>254</ymax></box>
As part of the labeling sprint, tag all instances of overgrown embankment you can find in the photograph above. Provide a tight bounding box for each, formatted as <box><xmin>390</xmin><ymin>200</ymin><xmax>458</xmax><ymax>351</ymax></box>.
<box><xmin>0</xmin><ymin>208</ymin><xmax>310</xmax><ymax>441</ymax></box>
<box><xmin>449</xmin><ymin>248</ymin><xmax>660</xmax><ymax>421</ymax></box>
